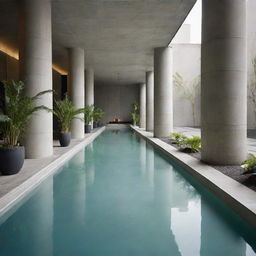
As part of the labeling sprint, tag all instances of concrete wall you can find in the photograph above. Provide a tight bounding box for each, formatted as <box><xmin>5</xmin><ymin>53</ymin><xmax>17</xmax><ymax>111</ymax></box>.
<box><xmin>95</xmin><ymin>83</ymin><xmax>139</xmax><ymax>124</ymax></box>
<box><xmin>172</xmin><ymin>43</ymin><xmax>201</xmax><ymax>127</ymax></box>
<box><xmin>0</xmin><ymin>51</ymin><xmax>62</xmax><ymax>97</ymax></box>
<box><xmin>247</xmin><ymin>0</ymin><xmax>256</xmax><ymax>129</ymax></box>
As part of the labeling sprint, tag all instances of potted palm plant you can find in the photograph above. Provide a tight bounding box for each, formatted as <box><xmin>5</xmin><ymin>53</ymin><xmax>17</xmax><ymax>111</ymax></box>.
<box><xmin>93</xmin><ymin>107</ymin><xmax>104</xmax><ymax>128</ymax></box>
<box><xmin>84</xmin><ymin>105</ymin><xmax>94</xmax><ymax>133</ymax></box>
<box><xmin>0</xmin><ymin>80</ymin><xmax>52</xmax><ymax>175</ymax></box>
<box><xmin>52</xmin><ymin>95</ymin><xmax>84</xmax><ymax>147</ymax></box>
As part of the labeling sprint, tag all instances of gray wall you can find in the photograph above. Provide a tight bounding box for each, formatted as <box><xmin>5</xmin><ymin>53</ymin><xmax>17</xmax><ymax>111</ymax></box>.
<box><xmin>0</xmin><ymin>51</ymin><xmax>62</xmax><ymax>98</ymax></box>
<box><xmin>247</xmin><ymin>0</ymin><xmax>256</xmax><ymax>129</ymax></box>
<box><xmin>95</xmin><ymin>83</ymin><xmax>139</xmax><ymax>124</ymax></box>
<box><xmin>172</xmin><ymin>43</ymin><xmax>201</xmax><ymax>127</ymax></box>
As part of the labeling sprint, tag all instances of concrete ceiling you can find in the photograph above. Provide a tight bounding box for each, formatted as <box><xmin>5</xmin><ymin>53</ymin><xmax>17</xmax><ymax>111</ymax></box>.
<box><xmin>0</xmin><ymin>0</ymin><xmax>196</xmax><ymax>86</ymax></box>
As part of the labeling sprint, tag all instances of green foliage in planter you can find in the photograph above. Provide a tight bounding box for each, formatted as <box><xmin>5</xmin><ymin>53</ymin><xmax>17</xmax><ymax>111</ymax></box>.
<box><xmin>170</xmin><ymin>132</ymin><xmax>187</xmax><ymax>146</ymax></box>
<box><xmin>84</xmin><ymin>105</ymin><xmax>94</xmax><ymax>125</ymax></box>
<box><xmin>131</xmin><ymin>102</ymin><xmax>139</xmax><ymax>126</ymax></box>
<box><xmin>52</xmin><ymin>95</ymin><xmax>84</xmax><ymax>133</ymax></box>
<box><xmin>182</xmin><ymin>136</ymin><xmax>201</xmax><ymax>153</ymax></box>
<box><xmin>241</xmin><ymin>153</ymin><xmax>256</xmax><ymax>174</ymax></box>
<box><xmin>0</xmin><ymin>80</ymin><xmax>52</xmax><ymax>147</ymax></box>
<box><xmin>171</xmin><ymin>132</ymin><xmax>201</xmax><ymax>153</ymax></box>
<box><xmin>93</xmin><ymin>107</ymin><xmax>104</xmax><ymax>125</ymax></box>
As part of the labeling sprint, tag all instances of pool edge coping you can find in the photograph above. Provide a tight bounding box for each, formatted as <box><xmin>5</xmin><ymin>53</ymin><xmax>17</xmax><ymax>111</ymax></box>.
<box><xmin>0</xmin><ymin>126</ymin><xmax>105</xmax><ymax>218</ymax></box>
<box><xmin>131</xmin><ymin>125</ymin><xmax>256</xmax><ymax>229</ymax></box>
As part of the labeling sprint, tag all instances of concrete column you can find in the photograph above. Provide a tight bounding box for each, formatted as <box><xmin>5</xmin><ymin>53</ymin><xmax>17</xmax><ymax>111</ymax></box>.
<box><xmin>154</xmin><ymin>47</ymin><xmax>173</xmax><ymax>138</ymax></box>
<box><xmin>19</xmin><ymin>0</ymin><xmax>53</xmax><ymax>158</ymax></box>
<box><xmin>139</xmin><ymin>83</ymin><xmax>146</xmax><ymax>128</ymax></box>
<box><xmin>68</xmin><ymin>48</ymin><xmax>85</xmax><ymax>139</ymax></box>
<box><xmin>85</xmin><ymin>68</ymin><xmax>94</xmax><ymax>128</ymax></box>
<box><xmin>201</xmin><ymin>0</ymin><xmax>247</xmax><ymax>164</ymax></box>
<box><xmin>85</xmin><ymin>68</ymin><xmax>94</xmax><ymax>106</ymax></box>
<box><xmin>146</xmin><ymin>71</ymin><xmax>154</xmax><ymax>131</ymax></box>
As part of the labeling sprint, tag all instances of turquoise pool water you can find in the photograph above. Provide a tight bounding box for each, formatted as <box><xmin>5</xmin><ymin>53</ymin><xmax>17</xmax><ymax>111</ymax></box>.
<box><xmin>0</xmin><ymin>127</ymin><xmax>255</xmax><ymax>255</ymax></box>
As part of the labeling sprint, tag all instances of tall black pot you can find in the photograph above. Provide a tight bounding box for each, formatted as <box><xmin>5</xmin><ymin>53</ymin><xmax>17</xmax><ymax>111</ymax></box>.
<box><xmin>59</xmin><ymin>132</ymin><xmax>71</xmax><ymax>147</ymax></box>
<box><xmin>85</xmin><ymin>124</ymin><xmax>91</xmax><ymax>133</ymax></box>
<box><xmin>93</xmin><ymin>122</ymin><xmax>98</xmax><ymax>129</ymax></box>
<box><xmin>0</xmin><ymin>146</ymin><xmax>25</xmax><ymax>175</ymax></box>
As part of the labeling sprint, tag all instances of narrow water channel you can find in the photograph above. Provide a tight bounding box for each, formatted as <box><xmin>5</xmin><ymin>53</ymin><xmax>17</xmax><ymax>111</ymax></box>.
<box><xmin>0</xmin><ymin>127</ymin><xmax>255</xmax><ymax>256</ymax></box>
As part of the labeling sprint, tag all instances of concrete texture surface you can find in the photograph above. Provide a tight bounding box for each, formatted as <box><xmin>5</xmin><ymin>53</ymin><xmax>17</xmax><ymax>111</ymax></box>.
<box><xmin>19</xmin><ymin>0</ymin><xmax>53</xmax><ymax>158</ymax></box>
<box><xmin>139</xmin><ymin>83</ymin><xmax>146</xmax><ymax>128</ymax></box>
<box><xmin>68</xmin><ymin>48</ymin><xmax>85</xmax><ymax>139</ymax></box>
<box><xmin>146</xmin><ymin>71</ymin><xmax>154</xmax><ymax>131</ymax></box>
<box><xmin>154</xmin><ymin>47</ymin><xmax>173</xmax><ymax>137</ymax></box>
<box><xmin>0</xmin><ymin>0</ymin><xmax>196</xmax><ymax>86</ymax></box>
<box><xmin>201</xmin><ymin>0</ymin><xmax>247</xmax><ymax>165</ymax></box>
<box><xmin>94</xmin><ymin>83</ymin><xmax>139</xmax><ymax>124</ymax></box>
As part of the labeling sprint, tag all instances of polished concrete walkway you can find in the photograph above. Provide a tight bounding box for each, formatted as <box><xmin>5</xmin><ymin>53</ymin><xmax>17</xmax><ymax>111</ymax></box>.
<box><xmin>174</xmin><ymin>127</ymin><xmax>256</xmax><ymax>155</ymax></box>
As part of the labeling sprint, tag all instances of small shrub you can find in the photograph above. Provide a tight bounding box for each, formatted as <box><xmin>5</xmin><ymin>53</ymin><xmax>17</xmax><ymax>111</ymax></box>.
<box><xmin>241</xmin><ymin>153</ymin><xmax>256</xmax><ymax>174</ymax></box>
<box><xmin>170</xmin><ymin>132</ymin><xmax>186</xmax><ymax>146</ymax></box>
<box><xmin>182</xmin><ymin>136</ymin><xmax>201</xmax><ymax>153</ymax></box>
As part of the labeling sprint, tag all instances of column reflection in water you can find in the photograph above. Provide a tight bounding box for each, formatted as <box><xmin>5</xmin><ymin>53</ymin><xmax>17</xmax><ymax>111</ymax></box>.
<box><xmin>200</xmin><ymin>197</ymin><xmax>246</xmax><ymax>256</ymax></box>
<box><xmin>53</xmin><ymin>149</ymin><xmax>86</xmax><ymax>255</ymax></box>
<box><xmin>153</xmin><ymin>153</ymin><xmax>180</xmax><ymax>255</ymax></box>
<box><xmin>145</xmin><ymin>141</ymin><xmax>154</xmax><ymax>187</ymax></box>
<box><xmin>169</xmin><ymin>170</ymin><xmax>201</xmax><ymax>256</ymax></box>
<box><xmin>0</xmin><ymin>177</ymin><xmax>54</xmax><ymax>256</ymax></box>
<box><xmin>85</xmin><ymin>143</ymin><xmax>95</xmax><ymax>186</ymax></box>
<box><xmin>139</xmin><ymin>138</ymin><xmax>147</xmax><ymax>177</ymax></box>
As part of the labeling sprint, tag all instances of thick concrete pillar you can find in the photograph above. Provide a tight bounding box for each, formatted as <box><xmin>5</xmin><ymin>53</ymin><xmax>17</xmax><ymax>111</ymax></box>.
<box><xmin>139</xmin><ymin>83</ymin><xmax>146</xmax><ymax>128</ymax></box>
<box><xmin>154</xmin><ymin>47</ymin><xmax>173</xmax><ymax>138</ymax></box>
<box><xmin>68</xmin><ymin>48</ymin><xmax>85</xmax><ymax>139</ymax></box>
<box><xmin>85</xmin><ymin>68</ymin><xmax>94</xmax><ymax>128</ymax></box>
<box><xmin>19</xmin><ymin>0</ymin><xmax>53</xmax><ymax>158</ymax></box>
<box><xmin>85</xmin><ymin>68</ymin><xmax>94</xmax><ymax>106</ymax></box>
<box><xmin>201</xmin><ymin>0</ymin><xmax>247</xmax><ymax>164</ymax></box>
<box><xmin>146</xmin><ymin>71</ymin><xmax>154</xmax><ymax>131</ymax></box>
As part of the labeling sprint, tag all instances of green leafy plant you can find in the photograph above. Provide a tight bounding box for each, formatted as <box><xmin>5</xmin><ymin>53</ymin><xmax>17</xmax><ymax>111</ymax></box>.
<box><xmin>84</xmin><ymin>105</ymin><xmax>94</xmax><ymax>125</ymax></box>
<box><xmin>241</xmin><ymin>153</ymin><xmax>256</xmax><ymax>174</ymax></box>
<box><xmin>171</xmin><ymin>132</ymin><xmax>201</xmax><ymax>153</ymax></box>
<box><xmin>52</xmin><ymin>95</ymin><xmax>84</xmax><ymax>133</ymax></box>
<box><xmin>131</xmin><ymin>102</ymin><xmax>139</xmax><ymax>126</ymax></box>
<box><xmin>93</xmin><ymin>107</ymin><xmax>104</xmax><ymax>125</ymax></box>
<box><xmin>170</xmin><ymin>132</ymin><xmax>187</xmax><ymax>146</ymax></box>
<box><xmin>0</xmin><ymin>80</ymin><xmax>52</xmax><ymax>147</ymax></box>
<box><xmin>182</xmin><ymin>136</ymin><xmax>201</xmax><ymax>153</ymax></box>
<box><xmin>173</xmin><ymin>72</ymin><xmax>200</xmax><ymax>127</ymax></box>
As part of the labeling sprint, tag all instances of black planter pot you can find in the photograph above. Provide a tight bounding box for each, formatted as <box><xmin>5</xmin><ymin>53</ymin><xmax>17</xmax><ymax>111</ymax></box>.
<box><xmin>59</xmin><ymin>132</ymin><xmax>71</xmax><ymax>147</ymax></box>
<box><xmin>85</xmin><ymin>124</ymin><xmax>91</xmax><ymax>133</ymax></box>
<box><xmin>93</xmin><ymin>122</ymin><xmax>98</xmax><ymax>129</ymax></box>
<box><xmin>0</xmin><ymin>146</ymin><xmax>25</xmax><ymax>175</ymax></box>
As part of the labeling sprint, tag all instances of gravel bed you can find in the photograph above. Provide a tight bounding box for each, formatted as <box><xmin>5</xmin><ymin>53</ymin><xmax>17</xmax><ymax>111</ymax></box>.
<box><xmin>161</xmin><ymin>138</ymin><xmax>256</xmax><ymax>192</ymax></box>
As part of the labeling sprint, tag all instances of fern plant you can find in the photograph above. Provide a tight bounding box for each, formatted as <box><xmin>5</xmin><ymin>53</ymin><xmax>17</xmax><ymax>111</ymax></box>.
<box><xmin>241</xmin><ymin>153</ymin><xmax>256</xmax><ymax>174</ymax></box>
<box><xmin>52</xmin><ymin>95</ymin><xmax>84</xmax><ymax>133</ymax></box>
<box><xmin>182</xmin><ymin>136</ymin><xmax>201</xmax><ymax>153</ymax></box>
<box><xmin>0</xmin><ymin>80</ymin><xmax>52</xmax><ymax>147</ymax></box>
<box><xmin>84</xmin><ymin>105</ymin><xmax>94</xmax><ymax>125</ymax></box>
<box><xmin>170</xmin><ymin>132</ymin><xmax>187</xmax><ymax>146</ymax></box>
